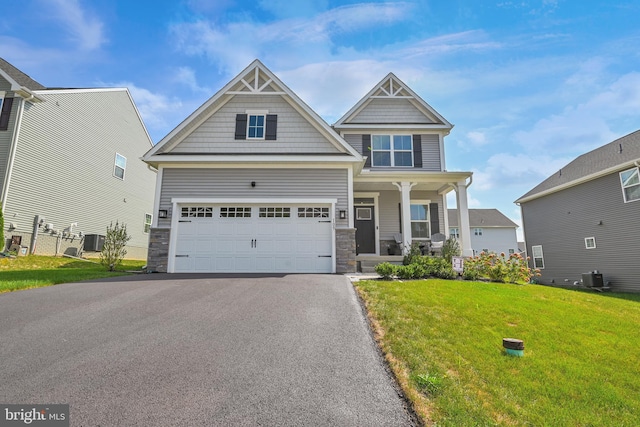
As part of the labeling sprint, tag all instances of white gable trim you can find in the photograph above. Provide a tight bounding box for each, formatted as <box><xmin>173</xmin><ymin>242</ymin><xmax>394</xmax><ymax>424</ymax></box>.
<box><xmin>333</xmin><ymin>73</ymin><xmax>452</xmax><ymax>129</ymax></box>
<box><xmin>144</xmin><ymin>60</ymin><xmax>362</xmax><ymax>161</ymax></box>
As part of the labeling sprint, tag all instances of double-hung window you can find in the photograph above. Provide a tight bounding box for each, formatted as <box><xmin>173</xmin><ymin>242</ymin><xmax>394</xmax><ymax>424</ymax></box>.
<box><xmin>114</xmin><ymin>153</ymin><xmax>126</xmax><ymax>180</ymax></box>
<box><xmin>449</xmin><ymin>227</ymin><xmax>459</xmax><ymax>239</ymax></box>
<box><xmin>144</xmin><ymin>214</ymin><xmax>153</xmax><ymax>233</ymax></box>
<box><xmin>372</xmin><ymin>135</ymin><xmax>413</xmax><ymax>167</ymax></box>
<box><xmin>620</xmin><ymin>167</ymin><xmax>640</xmax><ymax>202</ymax></box>
<box><xmin>248</xmin><ymin>114</ymin><xmax>265</xmax><ymax>139</ymax></box>
<box><xmin>410</xmin><ymin>201</ymin><xmax>430</xmax><ymax>239</ymax></box>
<box><xmin>531</xmin><ymin>245</ymin><xmax>545</xmax><ymax>269</ymax></box>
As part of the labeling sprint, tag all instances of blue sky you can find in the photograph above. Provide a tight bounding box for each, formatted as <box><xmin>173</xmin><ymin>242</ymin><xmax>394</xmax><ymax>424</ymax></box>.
<box><xmin>3</xmin><ymin>0</ymin><xmax>640</xmax><ymax>238</ymax></box>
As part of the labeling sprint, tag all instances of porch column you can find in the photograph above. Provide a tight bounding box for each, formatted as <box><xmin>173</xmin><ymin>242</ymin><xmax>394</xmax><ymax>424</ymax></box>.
<box><xmin>455</xmin><ymin>179</ymin><xmax>473</xmax><ymax>257</ymax></box>
<box><xmin>393</xmin><ymin>181</ymin><xmax>416</xmax><ymax>254</ymax></box>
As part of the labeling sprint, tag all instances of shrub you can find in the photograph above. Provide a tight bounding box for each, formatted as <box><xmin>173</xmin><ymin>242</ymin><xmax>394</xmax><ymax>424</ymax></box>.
<box><xmin>396</xmin><ymin>263</ymin><xmax>427</xmax><ymax>280</ymax></box>
<box><xmin>463</xmin><ymin>252</ymin><xmax>538</xmax><ymax>284</ymax></box>
<box><xmin>100</xmin><ymin>221</ymin><xmax>131</xmax><ymax>271</ymax></box>
<box><xmin>441</xmin><ymin>236</ymin><xmax>460</xmax><ymax>263</ymax></box>
<box><xmin>403</xmin><ymin>242</ymin><xmax>423</xmax><ymax>265</ymax></box>
<box><xmin>375</xmin><ymin>262</ymin><xmax>397</xmax><ymax>280</ymax></box>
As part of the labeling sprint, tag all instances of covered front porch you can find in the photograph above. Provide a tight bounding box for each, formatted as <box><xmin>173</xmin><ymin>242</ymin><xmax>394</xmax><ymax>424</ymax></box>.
<box><xmin>350</xmin><ymin>170</ymin><xmax>473</xmax><ymax>262</ymax></box>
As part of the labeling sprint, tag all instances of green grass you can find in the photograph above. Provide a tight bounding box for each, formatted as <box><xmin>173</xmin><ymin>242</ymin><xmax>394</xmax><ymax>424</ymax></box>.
<box><xmin>355</xmin><ymin>279</ymin><xmax>640</xmax><ymax>426</ymax></box>
<box><xmin>0</xmin><ymin>255</ymin><xmax>146</xmax><ymax>293</ymax></box>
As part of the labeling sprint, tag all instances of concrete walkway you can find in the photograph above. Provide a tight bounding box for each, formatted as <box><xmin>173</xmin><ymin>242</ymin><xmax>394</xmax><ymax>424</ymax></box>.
<box><xmin>0</xmin><ymin>274</ymin><xmax>415</xmax><ymax>426</ymax></box>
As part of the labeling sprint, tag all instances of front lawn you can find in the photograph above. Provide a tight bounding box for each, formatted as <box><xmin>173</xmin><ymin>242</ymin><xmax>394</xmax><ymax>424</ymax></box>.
<box><xmin>0</xmin><ymin>255</ymin><xmax>146</xmax><ymax>293</ymax></box>
<box><xmin>355</xmin><ymin>279</ymin><xmax>640</xmax><ymax>426</ymax></box>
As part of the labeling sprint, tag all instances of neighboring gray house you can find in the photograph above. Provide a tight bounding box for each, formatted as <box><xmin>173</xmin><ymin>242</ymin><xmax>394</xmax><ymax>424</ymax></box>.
<box><xmin>0</xmin><ymin>58</ymin><xmax>156</xmax><ymax>259</ymax></box>
<box><xmin>143</xmin><ymin>60</ymin><xmax>473</xmax><ymax>273</ymax></box>
<box><xmin>515</xmin><ymin>130</ymin><xmax>640</xmax><ymax>292</ymax></box>
<box><xmin>448</xmin><ymin>208</ymin><xmax>519</xmax><ymax>256</ymax></box>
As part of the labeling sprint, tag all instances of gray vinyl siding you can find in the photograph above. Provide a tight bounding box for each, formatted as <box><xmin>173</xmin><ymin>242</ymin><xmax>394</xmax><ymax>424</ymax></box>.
<box><xmin>0</xmin><ymin>91</ymin><xmax>19</xmax><ymax>195</ymax></box>
<box><xmin>378</xmin><ymin>190</ymin><xmax>444</xmax><ymax>240</ymax></box>
<box><xmin>350</xmin><ymin>98</ymin><xmax>435</xmax><ymax>124</ymax></box>
<box><xmin>521</xmin><ymin>171</ymin><xmax>640</xmax><ymax>292</ymax></box>
<box><xmin>158</xmin><ymin>168</ymin><xmax>349</xmax><ymax>228</ymax></box>
<box><xmin>3</xmin><ymin>90</ymin><xmax>156</xmax><ymax>256</ymax></box>
<box><xmin>342</xmin><ymin>133</ymin><xmax>441</xmax><ymax>171</ymax></box>
<box><xmin>170</xmin><ymin>96</ymin><xmax>342</xmax><ymax>154</ymax></box>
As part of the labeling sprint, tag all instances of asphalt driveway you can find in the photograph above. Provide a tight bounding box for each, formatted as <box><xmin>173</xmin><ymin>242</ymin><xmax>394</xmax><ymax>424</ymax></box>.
<box><xmin>0</xmin><ymin>274</ymin><xmax>415</xmax><ymax>426</ymax></box>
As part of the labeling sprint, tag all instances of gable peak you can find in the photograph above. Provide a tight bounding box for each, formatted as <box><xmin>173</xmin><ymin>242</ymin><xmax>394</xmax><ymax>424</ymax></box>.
<box><xmin>374</xmin><ymin>73</ymin><xmax>412</xmax><ymax>97</ymax></box>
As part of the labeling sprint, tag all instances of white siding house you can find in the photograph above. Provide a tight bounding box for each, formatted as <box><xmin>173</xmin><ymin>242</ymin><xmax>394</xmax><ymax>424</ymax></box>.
<box><xmin>448</xmin><ymin>209</ymin><xmax>519</xmax><ymax>256</ymax></box>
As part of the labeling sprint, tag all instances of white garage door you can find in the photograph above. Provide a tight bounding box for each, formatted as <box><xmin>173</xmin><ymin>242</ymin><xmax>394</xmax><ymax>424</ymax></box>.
<box><xmin>173</xmin><ymin>205</ymin><xmax>333</xmax><ymax>273</ymax></box>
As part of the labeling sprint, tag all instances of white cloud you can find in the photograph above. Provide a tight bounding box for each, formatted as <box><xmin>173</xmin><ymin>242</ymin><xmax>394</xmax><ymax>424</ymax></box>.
<box><xmin>173</xmin><ymin>67</ymin><xmax>209</xmax><ymax>93</ymax></box>
<box><xmin>46</xmin><ymin>0</ymin><xmax>106</xmax><ymax>50</ymax></box>
<box><xmin>466</xmin><ymin>131</ymin><xmax>488</xmax><ymax>147</ymax></box>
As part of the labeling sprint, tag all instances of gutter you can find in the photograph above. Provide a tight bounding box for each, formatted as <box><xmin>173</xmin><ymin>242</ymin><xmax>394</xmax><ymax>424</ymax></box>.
<box><xmin>1</xmin><ymin>97</ymin><xmax>25</xmax><ymax>211</ymax></box>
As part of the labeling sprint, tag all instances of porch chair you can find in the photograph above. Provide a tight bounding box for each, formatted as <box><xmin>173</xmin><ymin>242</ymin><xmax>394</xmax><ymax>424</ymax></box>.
<box><xmin>429</xmin><ymin>233</ymin><xmax>446</xmax><ymax>256</ymax></box>
<box><xmin>393</xmin><ymin>233</ymin><xmax>404</xmax><ymax>255</ymax></box>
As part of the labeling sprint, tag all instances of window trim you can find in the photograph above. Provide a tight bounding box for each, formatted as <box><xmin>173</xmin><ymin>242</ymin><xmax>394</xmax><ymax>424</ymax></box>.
<box><xmin>246</xmin><ymin>110</ymin><xmax>268</xmax><ymax>140</ymax></box>
<box><xmin>371</xmin><ymin>134</ymin><xmax>413</xmax><ymax>167</ymax></box>
<box><xmin>585</xmin><ymin>237</ymin><xmax>596</xmax><ymax>249</ymax></box>
<box><xmin>144</xmin><ymin>213</ymin><xmax>153</xmax><ymax>234</ymax></box>
<box><xmin>410</xmin><ymin>199</ymin><xmax>430</xmax><ymax>240</ymax></box>
<box><xmin>114</xmin><ymin>153</ymin><xmax>126</xmax><ymax>180</ymax></box>
<box><xmin>620</xmin><ymin>167</ymin><xmax>640</xmax><ymax>203</ymax></box>
<box><xmin>531</xmin><ymin>245</ymin><xmax>545</xmax><ymax>269</ymax></box>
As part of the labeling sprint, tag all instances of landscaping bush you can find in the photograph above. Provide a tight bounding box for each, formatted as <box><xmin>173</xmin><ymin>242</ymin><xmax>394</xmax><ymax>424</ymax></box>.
<box><xmin>463</xmin><ymin>251</ymin><xmax>538</xmax><ymax>284</ymax></box>
<box><xmin>402</xmin><ymin>242</ymin><xmax>423</xmax><ymax>265</ymax></box>
<box><xmin>100</xmin><ymin>221</ymin><xmax>131</xmax><ymax>271</ymax></box>
<box><xmin>395</xmin><ymin>263</ymin><xmax>427</xmax><ymax>280</ymax></box>
<box><xmin>375</xmin><ymin>262</ymin><xmax>397</xmax><ymax>280</ymax></box>
<box><xmin>441</xmin><ymin>236</ymin><xmax>460</xmax><ymax>263</ymax></box>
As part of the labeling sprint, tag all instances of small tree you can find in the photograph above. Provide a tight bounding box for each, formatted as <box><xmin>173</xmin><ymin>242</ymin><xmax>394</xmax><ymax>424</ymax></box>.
<box><xmin>100</xmin><ymin>221</ymin><xmax>131</xmax><ymax>271</ymax></box>
<box><xmin>441</xmin><ymin>236</ymin><xmax>461</xmax><ymax>263</ymax></box>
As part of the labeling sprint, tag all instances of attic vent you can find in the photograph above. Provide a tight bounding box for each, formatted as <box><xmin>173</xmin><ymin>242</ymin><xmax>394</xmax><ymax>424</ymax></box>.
<box><xmin>559</xmin><ymin>169</ymin><xmax>562</xmax><ymax>176</ymax></box>
<box><xmin>619</xmin><ymin>143</ymin><xmax>623</xmax><ymax>153</ymax></box>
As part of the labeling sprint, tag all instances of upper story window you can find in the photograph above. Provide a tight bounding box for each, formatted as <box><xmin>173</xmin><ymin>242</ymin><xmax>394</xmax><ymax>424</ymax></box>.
<box><xmin>114</xmin><ymin>153</ymin><xmax>126</xmax><ymax>180</ymax></box>
<box><xmin>0</xmin><ymin>92</ymin><xmax>14</xmax><ymax>131</ymax></box>
<box><xmin>235</xmin><ymin>112</ymin><xmax>277</xmax><ymax>140</ymax></box>
<box><xmin>620</xmin><ymin>167</ymin><xmax>640</xmax><ymax>202</ymax></box>
<box><xmin>248</xmin><ymin>114</ymin><xmax>265</xmax><ymax>139</ymax></box>
<box><xmin>372</xmin><ymin>135</ymin><xmax>413</xmax><ymax>167</ymax></box>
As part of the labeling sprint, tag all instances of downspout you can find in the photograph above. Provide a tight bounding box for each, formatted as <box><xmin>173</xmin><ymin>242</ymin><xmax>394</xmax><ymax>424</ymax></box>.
<box><xmin>1</xmin><ymin>97</ymin><xmax>25</xmax><ymax>212</ymax></box>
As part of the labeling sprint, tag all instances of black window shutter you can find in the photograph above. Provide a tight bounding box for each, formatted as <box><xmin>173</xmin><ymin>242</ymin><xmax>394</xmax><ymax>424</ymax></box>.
<box><xmin>398</xmin><ymin>203</ymin><xmax>402</xmax><ymax>232</ymax></box>
<box><xmin>413</xmin><ymin>135</ymin><xmax>422</xmax><ymax>168</ymax></box>
<box><xmin>429</xmin><ymin>202</ymin><xmax>440</xmax><ymax>235</ymax></box>
<box><xmin>0</xmin><ymin>97</ymin><xmax>14</xmax><ymax>131</ymax></box>
<box><xmin>363</xmin><ymin>134</ymin><xmax>371</xmax><ymax>168</ymax></box>
<box><xmin>265</xmin><ymin>114</ymin><xmax>277</xmax><ymax>140</ymax></box>
<box><xmin>234</xmin><ymin>114</ymin><xmax>247</xmax><ymax>140</ymax></box>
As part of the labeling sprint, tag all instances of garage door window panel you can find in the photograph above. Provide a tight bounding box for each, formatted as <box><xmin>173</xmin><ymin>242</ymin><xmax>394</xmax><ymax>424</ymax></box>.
<box><xmin>259</xmin><ymin>207</ymin><xmax>291</xmax><ymax>218</ymax></box>
<box><xmin>181</xmin><ymin>207</ymin><xmax>213</xmax><ymax>218</ymax></box>
<box><xmin>297</xmin><ymin>207</ymin><xmax>330</xmax><ymax>218</ymax></box>
<box><xmin>220</xmin><ymin>207</ymin><xmax>252</xmax><ymax>218</ymax></box>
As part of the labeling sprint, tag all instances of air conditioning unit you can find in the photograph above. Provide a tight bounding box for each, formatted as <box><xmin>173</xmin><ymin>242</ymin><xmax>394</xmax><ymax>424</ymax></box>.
<box><xmin>83</xmin><ymin>234</ymin><xmax>105</xmax><ymax>252</ymax></box>
<box><xmin>582</xmin><ymin>272</ymin><xmax>604</xmax><ymax>288</ymax></box>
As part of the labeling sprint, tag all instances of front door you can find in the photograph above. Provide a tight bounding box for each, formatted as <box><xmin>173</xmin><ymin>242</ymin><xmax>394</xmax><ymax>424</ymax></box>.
<box><xmin>354</xmin><ymin>206</ymin><xmax>375</xmax><ymax>254</ymax></box>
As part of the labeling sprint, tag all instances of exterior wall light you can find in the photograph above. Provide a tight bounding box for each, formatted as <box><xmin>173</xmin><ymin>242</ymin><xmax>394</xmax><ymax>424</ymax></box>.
<box><xmin>158</xmin><ymin>210</ymin><xmax>168</xmax><ymax>218</ymax></box>
<box><xmin>339</xmin><ymin>210</ymin><xmax>346</xmax><ymax>219</ymax></box>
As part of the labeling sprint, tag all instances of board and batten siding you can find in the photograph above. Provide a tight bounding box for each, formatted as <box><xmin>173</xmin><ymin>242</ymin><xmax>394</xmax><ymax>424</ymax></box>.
<box><xmin>521</xmin><ymin>171</ymin><xmax>640</xmax><ymax>292</ymax></box>
<box><xmin>3</xmin><ymin>90</ymin><xmax>156</xmax><ymax>256</ymax></box>
<box><xmin>0</xmin><ymin>89</ymin><xmax>19</xmax><ymax>196</ymax></box>
<box><xmin>349</xmin><ymin>98</ymin><xmax>435</xmax><ymax>124</ymax></box>
<box><xmin>342</xmin><ymin>133</ymin><xmax>441</xmax><ymax>171</ymax></box>
<box><xmin>169</xmin><ymin>96</ymin><xmax>342</xmax><ymax>154</ymax></box>
<box><xmin>158</xmin><ymin>168</ymin><xmax>350</xmax><ymax>228</ymax></box>
<box><xmin>377</xmin><ymin>190</ymin><xmax>444</xmax><ymax>240</ymax></box>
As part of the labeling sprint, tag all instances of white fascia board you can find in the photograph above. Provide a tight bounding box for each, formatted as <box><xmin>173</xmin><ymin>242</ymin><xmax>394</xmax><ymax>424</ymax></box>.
<box><xmin>356</xmin><ymin>170</ymin><xmax>472</xmax><ymax>182</ymax></box>
<box><xmin>171</xmin><ymin>197</ymin><xmax>337</xmax><ymax>205</ymax></box>
<box><xmin>34</xmin><ymin>87</ymin><xmax>126</xmax><ymax>94</ymax></box>
<box><xmin>515</xmin><ymin>159</ymin><xmax>640</xmax><ymax>204</ymax></box>
<box><xmin>144</xmin><ymin>155</ymin><xmax>361</xmax><ymax>166</ymax></box>
<box><xmin>334</xmin><ymin>124</ymin><xmax>452</xmax><ymax>131</ymax></box>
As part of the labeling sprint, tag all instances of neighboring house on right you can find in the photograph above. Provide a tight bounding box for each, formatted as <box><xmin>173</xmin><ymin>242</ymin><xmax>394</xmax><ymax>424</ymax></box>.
<box><xmin>515</xmin><ymin>130</ymin><xmax>640</xmax><ymax>293</ymax></box>
<box><xmin>448</xmin><ymin>208</ymin><xmax>519</xmax><ymax>256</ymax></box>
